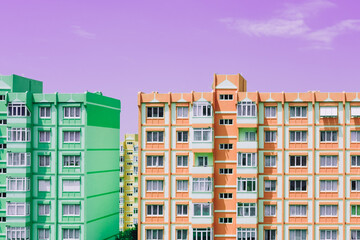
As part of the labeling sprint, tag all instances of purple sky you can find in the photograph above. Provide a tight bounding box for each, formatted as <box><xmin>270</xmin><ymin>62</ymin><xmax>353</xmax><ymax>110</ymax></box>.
<box><xmin>1</xmin><ymin>0</ymin><xmax>360</xmax><ymax>137</ymax></box>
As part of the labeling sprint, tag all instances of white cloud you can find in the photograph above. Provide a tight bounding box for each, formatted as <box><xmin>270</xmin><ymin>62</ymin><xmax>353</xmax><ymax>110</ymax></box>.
<box><xmin>220</xmin><ymin>0</ymin><xmax>360</xmax><ymax>49</ymax></box>
<box><xmin>71</xmin><ymin>25</ymin><xmax>96</xmax><ymax>39</ymax></box>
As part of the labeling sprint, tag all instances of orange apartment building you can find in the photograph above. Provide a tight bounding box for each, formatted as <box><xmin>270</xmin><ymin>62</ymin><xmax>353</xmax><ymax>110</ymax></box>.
<box><xmin>138</xmin><ymin>74</ymin><xmax>360</xmax><ymax>240</ymax></box>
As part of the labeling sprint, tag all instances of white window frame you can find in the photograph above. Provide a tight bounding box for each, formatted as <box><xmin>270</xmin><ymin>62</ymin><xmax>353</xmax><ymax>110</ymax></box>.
<box><xmin>320</xmin><ymin>131</ymin><xmax>337</xmax><ymax>142</ymax></box>
<box><xmin>7</xmin><ymin>127</ymin><xmax>31</xmax><ymax>142</ymax></box>
<box><xmin>289</xmin><ymin>131</ymin><xmax>307</xmax><ymax>143</ymax></box>
<box><xmin>6</xmin><ymin>177</ymin><xmax>30</xmax><ymax>191</ymax></box>
<box><xmin>146</xmin><ymin>131</ymin><xmax>164</xmax><ymax>143</ymax></box>
<box><xmin>6</xmin><ymin>227</ymin><xmax>30</xmax><ymax>240</ymax></box>
<box><xmin>63</xmin><ymin>131</ymin><xmax>80</xmax><ymax>143</ymax></box>
<box><xmin>265</xmin><ymin>106</ymin><xmax>277</xmax><ymax>118</ymax></box>
<box><xmin>237</xmin><ymin>101</ymin><xmax>256</xmax><ymax>117</ymax></box>
<box><xmin>245</xmin><ymin>131</ymin><xmax>256</xmax><ymax>141</ymax></box>
<box><xmin>320</xmin><ymin>155</ymin><xmax>338</xmax><ymax>167</ymax></box>
<box><xmin>219</xmin><ymin>193</ymin><xmax>233</xmax><ymax>199</ymax></box>
<box><xmin>289</xmin><ymin>205</ymin><xmax>307</xmax><ymax>217</ymax></box>
<box><xmin>176</xmin><ymin>205</ymin><xmax>188</xmax><ymax>216</ymax></box>
<box><xmin>146</xmin><ymin>156</ymin><xmax>164</xmax><ymax>167</ymax></box>
<box><xmin>219</xmin><ymin>217</ymin><xmax>233</xmax><ymax>223</ymax></box>
<box><xmin>320</xmin><ymin>180</ymin><xmax>338</xmax><ymax>192</ymax></box>
<box><xmin>176</xmin><ymin>229</ymin><xmax>188</xmax><ymax>240</ymax></box>
<box><xmin>177</xmin><ymin>180</ymin><xmax>188</xmax><ymax>192</ymax></box>
<box><xmin>237</xmin><ymin>178</ymin><xmax>257</xmax><ymax>192</ymax></box>
<box><xmin>289</xmin><ymin>155</ymin><xmax>307</xmax><ymax>167</ymax></box>
<box><xmin>193</xmin><ymin>203</ymin><xmax>212</xmax><ymax>217</ymax></box>
<box><xmin>39</xmin><ymin>106</ymin><xmax>51</xmax><ymax>118</ymax></box>
<box><xmin>177</xmin><ymin>155</ymin><xmax>188</xmax><ymax>167</ymax></box>
<box><xmin>39</xmin><ymin>155</ymin><xmax>50</xmax><ymax>167</ymax></box>
<box><xmin>351</xmin><ymin>155</ymin><xmax>360</xmax><ymax>167</ymax></box>
<box><xmin>193</xmin><ymin>102</ymin><xmax>212</xmax><ymax>117</ymax></box>
<box><xmin>289</xmin><ymin>106</ymin><xmax>307</xmax><ymax>118</ymax></box>
<box><xmin>352</xmin><ymin>180</ymin><xmax>360</xmax><ymax>192</ymax></box>
<box><xmin>177</xmin><ymin>131</ymin><xmax>188</xmax><ymax>143</ymax></box>
<box><xmin>238</xmin><ymin>153</ymin><xmax>257</xmax><ymax>167</ymax></box>
<box><xmin>146</xmin><ymin>229</ymin><xmax>163</xmax><ymax>240</ymax></box>
<box><xmin>289</xmin><ymin>230</ymin><xmax>307</xmax><ymax>240</ymax></box>
<box><xmin>219</xmin><ymin>168</ymin><xmax>233</xmax><ymax>174</ymax></box>
<box><xmin>264</xmin><ymin>180</ymin><xmax>276</xmax><ymax>192</ymax></box>
<box><xmin>8</xmin><ymin>103</ymin><xmax>30</xmax><ymax>117</ymax></box>
<box><xmin>177</xmin><ymin>107</ymin><xmax>188</xmax><ymax>118</ymax></box>
<box><xmin>219</xmin><ymin>119</ymin><xmax>233</xmax><ymax>125</ymax></box>
<box><xmin>192</xmin><ymin>178</ymin><xmax>213</xmax><ymax>192</ymax></box>
<box><xmin>63</xmin><ymin>107</ymin><xmax>81</xmax><ymax>119</ymax></box>
<box><xmin>6</xmin><ymin>202</ymin><xmax>30</xmax><ymax>216</ymax></box>
<box><xmin>237</xmin><ymin>203</ymin><xmax>256</xmax><ymax>217</ymax></box>
<box><xmin>351</xmin><ymin>106</ymin><xmax>360</xmax><ymax>117</ymax></box>
<box><xmin>38</xmin><ymin>228</ymin><xmax>50</xmax><ymax>240</ymax></box>
<box><xmin>193</xmin><ymin>128</ymin><xmax>212</xmax><ymax>142</ymax></box>
<box><xmin>351</xmin><ymin>131</ymin><xmax>360</xmax><ymax>143</ymax></box>
<box><xmin>147</xmin><ymin>107</ymin><xmax>164</xmax><ymax>118</ymax></box>
<box><xmin>7</xmin><ymin>152</ymin><xmax>31</xmax><ymax>166</ymax></box>
<box><xmin>265</xmin><ymin>229</ymin><xmax>276</xmax><ymax>240</ymax></box>
<box><xmin>39</xmin><ymin>131</ymin><xmax>51</xmax><ymax>143</ymax></box>
<box><xmin>219</xmin><ymin>94</ymin><xmax>233</xmax><ymax>100</ymax></box>
<box><xmin>237</xmin><ymin>228</ymin><xmax>256</xmax><ymax>240</ymax></box>
<box><xmin>265</xmin><ymin>131</ymin><xmax>276</xmax><ymax>143</ymax></box>
<box><xmin>147</xmin><ymin>205</ymin><xmax>163</xmax><ymax>216</ymax></box>
<box><xmin>264</xmin><ymin>205</ymin><xmax>276</xmax><ymax>216</ymax></box>
<box><xmin>265</xmin><ymin>155</ymin><xmax>276</xmax><ymax>167</ymax></box>
<box><xmin>146</xmin><ymin>180</ymin><xmax>164</xmax><ymax>192</ymax></box>
<box><xmin>197</xmin><ymin>156</ymin><xmax>209</xmax><ymax>167</ymax></box>
<box><xmin>320</xmin><ymin>230</ymin><xmax>337</xmax><ymax>240</ymax></box>
<box><xmin>219</xmin><ymin>143</ymin><xmax>233</xmax><ymax>150</ymax></box>
<box><xmin>63</xmin><ymin>155</ymin><xmax>80</xmax><ymax>167</ymax></box>
<box><xmin>39</xmin><ymin>204</ymin><xmax>50</xmax><ymax>216</ymax></box>
<box><xmin>38</xmin><ymin>180</ymin><xmax>51</xmax><ymax>192</ymax></box>
<box><xmin>320</xmin><ymin>205</ymin><xmax>337</xmax><ymax>217</ymax></box>
<box><xmin>351</xmin><ymin>230</ymin><xmax>360</xmax><ymax>240</ymax></box>
<box><xmin>63</xmin><ymin>229</ymin><xmax>80</xmax><ymax>240</ymax></box>
<box><xmin>289</xmin><ymin>180</ymin><xmax>307</xmax><ymax>192</ymax></box>
<box><xmin>63</xmin><ymin>204</ymin><xmax>80</xmax><ymax>216</ymax></box>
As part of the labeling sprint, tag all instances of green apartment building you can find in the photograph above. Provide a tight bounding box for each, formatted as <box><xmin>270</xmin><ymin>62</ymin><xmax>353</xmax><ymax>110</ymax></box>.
<box><xmin>0</xmin><ymin>75</ymin><xmax>121</xmax><ymax>240</ymax></box>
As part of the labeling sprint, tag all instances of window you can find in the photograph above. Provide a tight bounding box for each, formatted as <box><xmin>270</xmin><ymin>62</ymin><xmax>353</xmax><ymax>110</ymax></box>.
<box><xmin>197</xmin><ymin>156</ymin><xmax>208</xmax><ymax>167</ymax></box>
<box><xmin>177</xmin><ymin>229</ymin><xmax>188</xmax><ymax>240</ymax></box>
<box><xmin>238</xmin><ymin>153</ymin><xmax>257</xmax><ymax>167</ymax></box>
<box><xmin>63</xmin><ymin>155</ymin><xmax>80</xmax><ymax>167</ymax></box>
<box><xmin>193</xmin><ymin>128</ymin><xmax>212</xmax><ymax>142</ymax></box>
<box><xmin>265</xmin><ymin>131</ymin><xmax>276</xmax><ymax>143</ymax></box>
<box><xmin>63</xmin><ymin>131</ymin><xmax>80</xmax><ymax>143</ymax></box>
<box><xmin>7</xmin><ymin>177</ymin><xmax>30</xmax><ymax>191</ymax></box>
<box><xmin>193</xmin><ymin>178</ymin><xmax>212</xmax><ymax>192</ymax></box>
<box><xmin>351</xmin><ymin>131</ymin><xmax>360</xmax><ymax>142</ymax></box>
<box><xmin>237</xmin><ymin>203</ymin><xmax>256</xmax><ymax>217</ymax></box>
<box><xmin>63</xmin><ymin>204</ymin><xmax>80</xmax><ymax>216</ymax></box>
<box><xmin>39</xmin><ymin>131</ymin><xmax>51</xmax><ymax>142</ymax></box>
<box><xmin>0</xmin><ymin>119</ymin><xmax>7</xmax><ymax>124</ymax></box>
<box><xmin>265</xmin><ymin>155</ymin><xmax>276</xmax><ymax>167</ymax></box>
<box><xmin>237</xmin><ymin>101</ymin><xmax>256</xmax><ymax>117</ymax></box>
<box><xmin>120</xmin><ymin>167</ymin><xmax>124</xmax><ymax>173</ymax></box>
<box><xmin>39</xmin><ymin>155</ymin><xmax>50</xmax><ymax>167</ymax></box>
<box><xmin>352</xmin><ymin>155</ymin><xmax>360</xmax><ymax>167</ymax></box>
<box><xmin>320</xmin><ymin>205</ymin><xmax>337</xmax><ymax>216</ymax></box>
<box><xmin>320</xmin><ymin>106</ymin><xmax>337</xmax><ymax>117</ymax></box>
<box><xmin>39</xmin><ymin>204</ymin><xmax>50</xmax><ymax>216</ymax></box>
<box><xmin>290</xmin><ymin>106</ymin><xmax>307</xmax><ymax>118</ymax></box>
<box><xmin>0</xmin><ymin>95</ymin><xmax>4</xmax><ymax>100</ymax></box>
<box><xmin>265</xmin><ymin>230</ymin><xmax>276</xmax><ymax>240</ymax></box>
<box><xmin>193</xmin><ymin>203</ymin><xmax>211</xmax><ymax>216</ymax></box>
<box><xmin>146</xmin><ymin>180</ymin><xmax>164</xmax><ymax>192</ymax></box>
<box><xmin>320</xmin><ymin>131</ymin><xmax>337</xmax><ymax>142</ymax></box>
<box><xmin>289</xmin><ymin>180</ymin><xmax>307</xmax><ymax>191</ymax></box>
<box><xmin>290</xmin><ymin>131</ymin><xmax>307</xmax><ymax>142</ymax></box>
<box><xmin>120</xmin><ymin>156</ymin><xmax>124</xmax><ymax>163</ymax></box>
<box><xmin>265</xmin><ymin>205</ymin><xmax>276</xmax><ymax>216</ymax></box>
<box><xmin>351</xmin><ymin>205</ymin><xmax>360</xmax><ymax>216</ymax></box>
<box><xmin>219</xmin><ymin>144</ymin><xmax>233</xmax><ymax>150</ymax></box>
<box><xmin>243</xmin><ymin>132</ymin><xmax>256</xmax><ymax>142</ymax></box>
<box><xmin>177</xmin><ymin>205</ymin><xmax>188</xmax><ymax>216</ymax></box>
<box><xmin>219</xmin><ymin>119</ymin><xmax>233</xmax><ymax>125</ymax></box>
<box><xmin>147</xmin><ymin>205</ymin><xmax>163</xmax><ymax>216</ymax></box>
<box><xmin>134</xmin><ymin>167</ymin><xmax>138</xmax><ymax>175</ymax></box>
<box><xmin>177</xmin><ymin>131</ymin><xmax>188</xmax><ymax>142</ymax></box>
<box><xmin>63</xmin><ymin>180</ymin><xmax>80</xmax><ymax>192</ymax></box>
<box><xmin>0</xmin><ymin>144</ymin><xmax>6</xmax><ymax>149</ymax></box>
<box><xmin>320</xmin><ymin>155</ymin><xmax>338</xmax><ymax>167</ymax></box>
<box><xmin>6</xmin><ymin>227</ymin><xmax>30</xmax><ymax>240</ymax></box>
<box><xmin>8</xmin><ymin>103</ymin><xmax>30</xmax><ymax>117</ymax></box>
<box><xmin>193</xmin><ymin>102</ymin><xmax>212</xmax><ymax>117</ymax></box>
<box><xmin>351</xmin><ymin>107</ymin><xmax>360</xmax><ymax>117</ymax></box>
<box><xmin>133</xmin><ymin>156</ymin><xmax>138</xmax><ymax>162</ymax></box>
<box><xmin>237</xmin><ymin>228</ymin><xmax>256</xmax><ymax>240</ymax></box>
<box><xmin>127</xmin><ymin>152</ymin><xmax>133</xmax><ymax>155</ymax></box>
<box><xmin>38</xmin><ymin>229</ymin><xmax>50</xmax><ymax>240</ymax></box>
<box><xmin>351</xmin><ymin>230</ymin><xmax>360</xmax><ymax>240</ymax></box>
<box><xmin>237</xmin><ymin>178</ymin><xmax>256</xmax><ymax>192</ymax></box>
<box><xmin>290</xmin><ymin>155</ymin><xmax>307</xmax><ymax>167</ymax></box>
<box><xmin>146</xmin><ymin>229</ymin><xmax>163</xmax><ymax>240</ymax></box>
<box><xmin>0</xmin><ymin>168</ymin><xmax>6</xmax><ymax>174</ymax></box>
<box><xmin>146</xmin><ymin>131</ymin><xmax>164</xmax><ymax>142</ymax></box>
<box><xmin>127</xmin><ymin>183</ymin><xmax>133</xmax><ymax>186</ymax></box>
<box><xmin>63</xmin><ymin>229</ymin><xmax>80</xmax><ymax>240</ymax></box>
<box><xmin>177</xmin><ymin>107</ymin><xmax>188</xmax><ymax>118</ymax></box>
<box><xmin>352</xmin><ymin>180</ymin><xmax>360</xmax><ymax>191</ymax></box>
<box><xmin>265</xmin><ymin>106</ymin><xmax>276</xmax><ymax>118</ymax></box>
<box><xmin>7</xmin><ymin>127</ymin><xmax>31</xmax><ymax>142</ymax></box>
<box><xmin>147</xmin><ymin>107</ymin><xmax>164</xmax><ymax>118</ymax></box>
<box><xmin>0</xmin><ymin>192</ymin><xmax>6</xmax><ymax>198</ymax></box>
<box><xmin>219</xmin><ymin>217</ymin><xmax>232</xmax><ymax>223</ymax></box>
<box><xmin>134</xmin><ymin>208</ymin><xmax>138</xmax><ymax>214</ymax></box>
<box><xmin>320</xmin><ymin>180</ymin><xmax>337</xmax><ymax>192</ymax></box>
<box><xmin>289</xmin><ymin>230</ymin><xmax>306</xmax><ymax>240</ymax></box>
<box><xmin>219</xmin><ymin>193</ymin><xmax>233</xmax><ymax>199</ymax></box>
<box><xmin>177</xmin><ymin>180</ymin><xmax>188</xmax><ymax>192</ymax></box>
<box><xmin>64</xmin><ymin>107</ymin><xmax>81</xmax><ymax>118</ymax></box>
<box><xmin>289</xmin><ymin>205</ymin><xmax>307</xmax><ymax>216</ymax></box>
<box><xmin>219</xmin><ymin>168</ymin><xmax>233</xmax><ymax>174</ymax></box>
<box><xmin>39</xmin><ymin>107</ymin><xmax>51</xmax><ymax>118</ymax></box>
<box><xmin>7</xmin><ymin>202</ymin><xmax>30</xmax><ymax>216</ymax></box>
<box><xmin>320</xmin><ymin>230</ymin><xmax>337</xmax><ymax>240</ymax></box>
<box><xmin>219</xmin><ymin>94</ymin><xmax>233</xmax><ymax>100</ymax></box>
<box><xmin>120</xmin><ymin>208</ymin><xmax>124</xmax><ymax>214</ymax></box>
<box><xmin>134</xmin><ymin>146</ymin><xmax>138</xmax><ymax>152</ymax></box>
<box><xmin>38</xmin><ymin>180</ymin><xmax>50</xmax><ymax>192</ymax></box>
<box><xmin>7</xmin><ymin>152</ymin><xmax>31</xmax><ymax>166</ymax></box>
<box><xmin>147</xmin><ymin>156</ymin><xmax>164</xmax><ymax>167</ymax></box>
<box><xmin>264</xmin><ymin>180</ymin><xmax>276</xmax><ymax>192</ymax></box>
<box><xmin>177</xmin><ymin>156</ymin><xmax>188</xmax><ymax>167</ymax></box>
